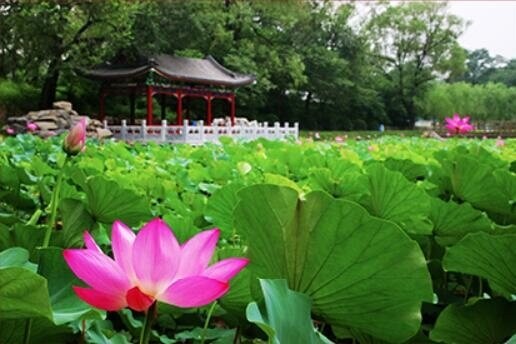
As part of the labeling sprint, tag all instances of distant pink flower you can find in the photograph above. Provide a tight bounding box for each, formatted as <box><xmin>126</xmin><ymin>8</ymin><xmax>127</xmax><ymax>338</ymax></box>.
<box><xmin>64</xmin><ymin>218</ymin><xmax>249</xmax><ymax>312</ymax></box>
<box><xmin>495</xmin><ymin>136</ymin><xmax>505</xmax><ymax>147</ymax></box>
<box><xmin>482</xmin><ymin>135</ymin><xmax>488</xmax><ymax>140</ymax></box>
<box><xmin>368</xmin><ymin>144</ymin><xmax>379</xmax><ymax>152</ymax></box>
<box><xmin>335</xmin><ymin>136</ymin><xmax>344</xmax><ymax>143</ymax></box>
<box><xmin>26</xmin><ymin>122</ymin><xmax>38</xmax><ymax>132</ymax></box>
<box><xmin>5</xmin><ymin>127</ymin><xmax>15</xmax><ymax>135</ymax></box>
<box><xmin>63</xmin><ymin>118</ymin><xmax>87</xmax><ymax>155</ymax></box>
<box><xmin>444</xmin><ymin>114</ymin><xmax>473</xmax><ymax>135</ymax></box>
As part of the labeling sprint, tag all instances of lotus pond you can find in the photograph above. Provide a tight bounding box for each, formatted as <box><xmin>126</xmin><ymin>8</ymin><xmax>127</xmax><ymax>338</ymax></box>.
<box><xmin>0</xmin><ymin>134</ymin><xmax>515</xmax><ymax>344</ymax></box>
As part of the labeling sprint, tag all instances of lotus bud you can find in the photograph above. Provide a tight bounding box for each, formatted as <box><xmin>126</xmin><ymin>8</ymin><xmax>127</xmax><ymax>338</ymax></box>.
<box><xmin>27</xmin><ymin>122</ymin><xmax>38</xmax><ymax>132</ymax></box>
<box><xmin>63</xmin><ymin>118</ymin><xmax>87</xmax><ymax>155</ymax></box>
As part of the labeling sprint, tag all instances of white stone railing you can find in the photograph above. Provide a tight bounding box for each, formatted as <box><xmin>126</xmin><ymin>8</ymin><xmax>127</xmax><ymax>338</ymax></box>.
<box><xmin>104</xmin><ymin>120</ymin><xmax>299</xmax><ymax>144</ymax></box>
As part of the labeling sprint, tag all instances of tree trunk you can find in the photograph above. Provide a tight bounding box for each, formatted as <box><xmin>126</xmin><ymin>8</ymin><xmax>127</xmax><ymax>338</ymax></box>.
<box><xmin>39</xmin><ymin>61</ymin><xmax>60</xmax><ymax>109</ymax></box>
<box><xmin>304</xmin><ymin>91</ymin><xmax>312</xmax><ymax>118</ymax></box>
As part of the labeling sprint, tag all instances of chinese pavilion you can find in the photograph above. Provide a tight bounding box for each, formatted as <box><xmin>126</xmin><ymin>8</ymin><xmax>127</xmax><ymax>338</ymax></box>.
<box><xmin>83</xmin><ymin>54</ymin><xmax>255</xmax><ymax>126</ymax></box>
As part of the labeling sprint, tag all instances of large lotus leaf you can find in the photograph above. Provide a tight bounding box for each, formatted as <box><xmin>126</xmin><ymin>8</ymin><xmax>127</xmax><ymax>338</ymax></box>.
<box><xmin>82</xmin><ymin>176</ymin><xmax>151</xmax><ymax>226</ymax></box>
<box><xmin>0</xmin><ymin>247</ymin><xmax>36</xmax><ymax>271</ymax></box>
<box><xmin>430</xmin><ymin>298</ymin><xmax>516</xmax><ymax>344</ymax></box>
<box><xmin>11</xmin><ymin>224</ymin><xmax>45</xmax><ymax>259</ymax></box>
<box><xmin>443</xmin><ymin>232</ymin><xmax>516</xmax><ymax>298</ymax></box>
<box><xmin>234</xmin><ymin>184</ymin><xmax>433</xmax><ymax>343</ymax></box>
<box><xmin>38</xmin><ymin>248</ymin><xmax>104</xmax><ymax>325</ymax></box>
<box><xmin>60</xmin><ymin>198</ymin><xmax>95</xmax><ymax>248</ymax></box>
<box><xmin>307</xmin><ymin>167</ymin><xmax>368</xmax><ymax>201</ymax></box>
<box><xmin>205</xmin><ymin>183</ymin><xmax>244</xmax><ymax>236</ymax></box>
<box><xmin>0</xmin><ymin>267</ymin><xmax>53</xmax><ymax>320</ymax></box>
<box><xmin>246</xmin><ymin>279</ymin><xmax>330</xmax><ymax>344</ymax></box>
<box><xmin>0</xmin><ymin>317</ymin><xmax>73</xmax><ymax>344</ymax></box>
<box><xmin>382</xmin><ymin>158</ymin><xmax>429</xmax><ymax>182</ymax></box>
<box><xmin>361</xmin><ymin>163</ymin><xmax>433</xmax><ymax>235</ymax></box>
<box><xmin>430</xmin><ymin>198</ymin><xmax>494</xmax><ymax>245</ymax></box>
<box><xmin>445</xmin><ymin>156</ymin><xmax>515</xmax><ymax>223</ymax></box>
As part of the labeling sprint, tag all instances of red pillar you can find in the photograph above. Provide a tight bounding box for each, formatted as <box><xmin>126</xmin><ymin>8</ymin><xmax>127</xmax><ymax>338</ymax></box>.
<box><xmin>146</xmin><ymin>85</ymin><xmax>153</xmax><ymax>124</ymax></box>
<box><xmin>206</xmin><ymin>94</ymin><xmax>212</xmax><ymax>125</ymax></box>
<box><xmin>99</xmin><ymin>90</ymin><xmax>106</xmax><ymax>122</ymax></box>
<box><xmin>176</xmin><ymin>91</ymin><xmax>183</xmax><ymax>125</ymax></box>
<box><xmin>230</xmin><ymin>94</ymin><xmax>236</xmax><ymax>126</ymax></box>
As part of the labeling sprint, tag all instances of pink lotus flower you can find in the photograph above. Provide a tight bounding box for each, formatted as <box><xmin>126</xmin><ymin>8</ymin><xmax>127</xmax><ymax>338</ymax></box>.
<box><xmin>5</xmin><ymin>127</ymin><xmax>15</xmax><ymax>135</ymax></box>
<box><xmin>495</xmin><ymin>136</ymin><xmax>505</xmax><ymax>147</ymax></box>
<box><xmin>335</xmin><ymin>136</ymin><xmax>344</xmax><ymax>143</ymax></box>
<box><xmin>26</xmin><ymin>122</ymin><xmax>38</xmax><ymax>132</ymax></box>
<box><xmin>444</xmin><ymin>114</ymin><xmax>473</xmax><ymax>135</ymax></box>
<box><xmin>63</xmin><ymin>218</ymin><xmax>248</xmax><ymax>312</ymax></box>
<box><xmin>63</xmin><ymin>118</ymin><xmax>87</xmax><ymax>155</ymax></box>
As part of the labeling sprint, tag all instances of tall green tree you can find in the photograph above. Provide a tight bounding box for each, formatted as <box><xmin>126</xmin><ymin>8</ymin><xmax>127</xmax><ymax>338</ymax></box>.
<box><xmin>1</xmin><ymin>1</ymin><xmax>140</xmax><ymax>109</ymax></box>
<box><xmin>365</xmin><ymin>1</ymin><xmax>466</xmax><ymax>127</ymax></box>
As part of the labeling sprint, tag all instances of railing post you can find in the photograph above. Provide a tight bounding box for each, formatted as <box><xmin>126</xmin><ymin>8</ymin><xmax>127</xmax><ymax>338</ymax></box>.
<box><xmin>199</xmin><ymin>120</ymin><xmax>204</xmax><ymax>143</ymax></box>
<box><xmin>274</xmin><ymin>122</ymin><xmax>280</xmax><ymax>139</ymax></box>
<box><xmin>161</xmin><ymin>120</ymin><xmax>167</xmax><ymax>142</ymax></box>
<box><xmin>253</xmin><ymin>122</ymin><xmax>258</xmax><ymax>140</ymax></box>
<box><xmin>121</xmin><ymin>120</ymin><xmax>127</xmax><ymax>140</ymax></box>
<box><xmin>294</xmin><ymin>122</ymin><xmax>299</xmax><ymax>139</ymax></box>
<box><xmin>103</xmin><ymin>119</ymin><xmax>108</xmax><ymax>129</ymax></box>
<box><xmin>183</xmin><ymin>119</ymin><xmax>189</xmax><ymax>143</ymax></box>
<box><xmin>142</xmin><ymin>119</ymin><xmax>147</xmax><ymax>141</ymax></box>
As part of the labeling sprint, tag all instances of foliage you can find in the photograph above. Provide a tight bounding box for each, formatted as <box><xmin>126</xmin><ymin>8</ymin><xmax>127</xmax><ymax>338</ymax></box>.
<box><xmin>0</xmin><ymin>134</ymin><xmax>514</xmax><ymax>343</ymax></box>
<box><xmin>365</xmin><ymin>1</ymin><xmax>466</xmax><ymax>127</ymax></box>
<box><xmin>418</xmin><ymin>81</ymin><xmax>516</xmax><ymax>122</ymax></box>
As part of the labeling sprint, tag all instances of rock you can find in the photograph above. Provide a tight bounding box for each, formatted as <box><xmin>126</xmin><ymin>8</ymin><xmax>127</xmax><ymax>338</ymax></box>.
<box><xmin>6</xmin><ymin>101</ymin><xmax>112</xmax><ymax>139</ymax></box>
<box><xmin>52</xmin><ymin>101</ymin><xmax>73</xmax><ymax>111</ymax></box>
<box><xmin>34</xmin><ymin>121</ymin><xmax>59</xmax><ymax>131</ymax></box>
<box><xmin>96</xmin><ymin>128</ymin><xmax>113</xmax><ymax>139</ymax></box>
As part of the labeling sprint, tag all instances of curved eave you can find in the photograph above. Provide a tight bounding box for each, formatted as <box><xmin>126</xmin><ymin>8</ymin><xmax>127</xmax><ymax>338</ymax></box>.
<box><xmin>81</xmin><ymin>65</ymin><xmax>151</xmax><ymax>80</ymax></box>
<box><xmin>153</xmin><ymin>67</ymin><xmax>255</xmax><ymax>87</ymax></box>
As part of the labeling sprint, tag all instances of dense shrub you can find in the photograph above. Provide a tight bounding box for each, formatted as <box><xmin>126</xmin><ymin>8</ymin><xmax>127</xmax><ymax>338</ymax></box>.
<box><xmin>418</xmin><ymin>82</ymin><xmax>516</xmax><ymax>122</ymax></box>
<box><xmin>352</xmin><ymin>118</ymin><xmax>368</xmax><ymax>130</ymax></box>
<box><xmin>0</xmin><ymin>79</ymin><xmax>39</xmax><ymax>118</ymax></box>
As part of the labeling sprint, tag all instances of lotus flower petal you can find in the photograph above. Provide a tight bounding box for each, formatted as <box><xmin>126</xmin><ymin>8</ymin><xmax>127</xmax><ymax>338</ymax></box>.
<box><xmin>112</xmin><ymin>221</ymin><xmax>136</xmax><ymax>280</ymax></box>
<box><xmin>64</xmin><ymin>249</ymin><xmax>130</xmax><ymax>295</ymax></box>
<box><xmin>83</xmin><ymin>232</ymin><xmax>102</xmax><ymax>253</ymax></box>
<box><xmin>175</xmin><ymin>229</ymin><xmax>220</xmax><ymax>279</ymax></box>
<box><xmin>132</xmin><ymin>218</ymin><xmax>180</xmax><ymax>294</ymax></box>
<box><xmin>158</xmin><ymin>276</ymin><xmax>228</xmax><ymax>308</ymax></box>
<box><xmin>73</xmin><ymin>286</ymin><xmax>127</xmax><ymax>311</ymax></box>
<box><xmin>203</xmin><ymin>258</ymin><xmax>249</xmax><ymax>282</ymax></box>
<box><xmin>126</xmin><ymin>286</ymin><xmax>154</xmax><ymax>311</ymax></box>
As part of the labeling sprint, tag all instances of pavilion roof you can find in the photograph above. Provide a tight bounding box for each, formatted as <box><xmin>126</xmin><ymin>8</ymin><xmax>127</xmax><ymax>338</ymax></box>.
<box><xmin>83</xmin><ymin>54</ymin><xmax>255</xmax><ymax>87</ymax></box>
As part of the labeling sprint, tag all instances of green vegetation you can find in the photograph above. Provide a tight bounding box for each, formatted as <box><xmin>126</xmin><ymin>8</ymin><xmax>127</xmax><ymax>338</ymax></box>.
<box><xmin>1</xmin><ymin>1</ymin><xmax>515</xmax><ymax>129</ymax></box>
<box><xmin>0</xmin><ymin>134</ymin><xmax>514</xmax><ymax>343</ymax></box>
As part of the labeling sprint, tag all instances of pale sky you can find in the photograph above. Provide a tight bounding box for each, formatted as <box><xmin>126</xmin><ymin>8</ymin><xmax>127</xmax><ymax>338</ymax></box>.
<box><xmin>348</xmin><ymin>1</ymin><xmax>516</xmax><ymax>60</ymax></box>
<box><xmin>448</xmin><ymin>1</ymin><xmax>516</xmax><ymax>59</ymax></box>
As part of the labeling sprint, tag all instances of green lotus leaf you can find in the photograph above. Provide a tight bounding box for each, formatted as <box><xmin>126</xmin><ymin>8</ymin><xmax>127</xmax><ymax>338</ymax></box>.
<box><xmin>82</xmin><ymin>176</ymin><xmax>152</xmax><ymax>226</ymax></box>
<box><xmin>361</xmin><ymin>163</ymin><xmax>433</xmax><ymax>235</ymax></box>
<box><xmin>246</xmin><ymin>279</ymin><xmax>330</xmax><ymax>344</ymax></box>
<box><xmin>443</xmin><ymin>232</ymin><xmax>516</xmax><ymax>298</ymax></box>
<box><xmin>430</xmin><ymin>298</ymin><xmax>516</xmax><ymax>344</ymax></box>
<box><xmin>234</xmin><ymin>184</ymin><xmax>433</xmax><ymax>343</ymax></box>
<box><xmin>0</xmin><ymin>267</ymin><xmax>53</xmax><ymax>321</ymax></box>
<box><xmin>430</xmin><ymin>198</ymin><xmax>494</xmax><ymax>246</ymax></box>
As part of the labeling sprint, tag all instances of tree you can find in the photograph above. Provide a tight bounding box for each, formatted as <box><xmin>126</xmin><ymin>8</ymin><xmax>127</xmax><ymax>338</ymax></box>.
<box><xmin>365</xmin><ymin>1</ymin><xmax>466</xmax><ymax>127</ymax></box>
<box><xmin>2</xmin><ymin>1</ymin><xmax>140</xmax><ymax>109</ymax></box>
